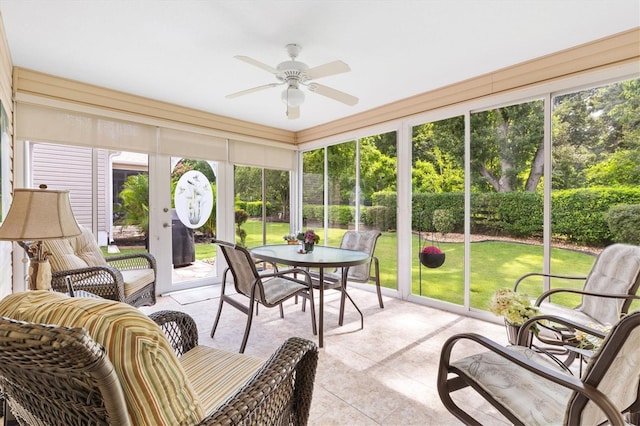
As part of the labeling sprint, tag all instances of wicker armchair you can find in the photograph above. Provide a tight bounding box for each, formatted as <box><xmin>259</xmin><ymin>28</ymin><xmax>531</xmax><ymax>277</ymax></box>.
<box><xmin>0</xmin><ymin>291</ymin><xmax>318</xmax><ymax>425</ymax></box>
<box><xmin>438</xmin><ymin>311</ymin><xmax>640</xmax><ymax>425</ymax></box>
<box><xmin>42</xmin><ymin>225</ymin><xmax>156</xmax><ymax>307</ymax></box>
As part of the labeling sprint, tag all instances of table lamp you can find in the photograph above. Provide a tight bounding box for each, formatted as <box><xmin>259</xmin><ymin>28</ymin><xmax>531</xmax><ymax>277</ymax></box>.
<box><xmin>0</xmin><ymin>185</ymin><xmax>81</xmax><ymax>290</ymax></box>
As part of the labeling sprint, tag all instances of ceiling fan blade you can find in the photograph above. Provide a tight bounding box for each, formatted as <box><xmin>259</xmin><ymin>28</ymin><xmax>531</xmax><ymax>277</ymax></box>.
<box><xmin>306</xmin><ymin>60</ymin><xmax>351</xmax><ymax>80</ymax></box>
<box><xmin>308</xmin><ymin>83</ymin><xmax>359</xmax><ymax>106</ymax></box>
<box><xmin>226</xmin><ymin>83</ymin><xmax>280</xmax><ymax>99</ymax></box>
<box><xmin>287</xmin><ymin>105</ymin><xmax>300</xmax><ymax>120</ymax></box>
<box><xmin>235</xmin><ymin>55</ymin><xmax>279</xmax><ymax>75</ymax></box>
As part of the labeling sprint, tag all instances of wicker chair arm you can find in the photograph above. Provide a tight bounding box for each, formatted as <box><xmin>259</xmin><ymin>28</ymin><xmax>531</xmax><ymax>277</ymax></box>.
<box><xmin>51</xmin><ymin>265</ymin><xmax>126</xmax><ymax>301</ymax></box>
<box><xmin>200</xmin><ymin>337</ymin><xmax>318</xmax><ymax>425</ymax></box>
<box><xmin>149</xmin><ymin>310</ymin><xmax>199</xmax><ymax>356</ymax></box>
<box><xmin>106</xmin><ymin>252</ymin><xmax>157</xmax><ymax>272</ymax></box>
<box><xmin>513</xmin><ymin>272</ymin><xmax>586</xmax><ymax>292</ymax></box>
<box><xmin>534</xmin><ymin>287</ymin><xmax>638</xmax><ymax>307</ymax></box>
<box><xmin>438</xmin><ymin>333</ymin><xmax>626</xmax><ymax>426</ymax></box>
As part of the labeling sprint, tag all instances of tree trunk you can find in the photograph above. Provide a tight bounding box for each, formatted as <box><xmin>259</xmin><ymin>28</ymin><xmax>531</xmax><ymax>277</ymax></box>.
<box><xmin>525</xmin><ymin>140</ymin><xmax>544</xmax><ymax>192</ymax></box>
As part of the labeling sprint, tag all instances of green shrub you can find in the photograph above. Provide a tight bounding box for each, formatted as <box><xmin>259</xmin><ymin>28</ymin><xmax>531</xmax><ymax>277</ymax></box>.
<box><xmin>235</xmin><ymin>208</ymin><xmax>249</xmax><ymax>246</ymax></box>
<box><xmin>413</xmin><ymin>192</ymin><xmax>464</xmax><ymax>232</ymax></box>
<box><xmin>371</xmin><ymin>191</ymin><xmax>397</xmax><ymax>229</ymax></box>
<box><xmin>363</xmin><ymin>206</ymin><xmax>392</xmax><ymax>230</ymax></box>
<box><xmin>302</xmin><ymin>204</ymin><xmax>324</xmax><ymax>224</ymax></box>
<box><xmin>604</xmin><ymin>204</ymin><xmax>640</xmax><ymax>245</ymax></box>
<box><xmin>243</xmin><ymin>200</ymin><xmax>272</xmax><ymax>217</ymax></box>
<box><xmin>552</xmin><ymin>187</ymin><xmax>640</xmax><ymax>245</ymax></box>
<box><xmin>432</xmin><ymin>209</ymin><xmax>455</xmax><ymax>234</ymax></box>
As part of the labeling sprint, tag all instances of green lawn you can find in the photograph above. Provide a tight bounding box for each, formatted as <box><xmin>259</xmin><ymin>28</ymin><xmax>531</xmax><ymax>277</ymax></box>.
<box><xmin>106</xmin><ymin>220</ymin><xmax>604</xmax><ymax>312</ymax></box>
<box><xmin>411</xmin><ymin>241</ymin><xmax>596</xmax><ymax>310</ymax></box>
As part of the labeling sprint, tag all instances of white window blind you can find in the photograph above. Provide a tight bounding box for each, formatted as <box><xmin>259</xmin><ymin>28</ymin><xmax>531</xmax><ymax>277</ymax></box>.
<box><xmin>157</xmin><ymin>127</ymin><xmax>227</xmax><ymax>160</ymax></box>
<box><xmin>16</xmin><ymin>103</ymin><xmax>156</xmax><ymax>152</ymax></box>
<box><xmin>228</xmin><ymin>139</ymin><xmax>295</xmax><ymax>170</ymax></box>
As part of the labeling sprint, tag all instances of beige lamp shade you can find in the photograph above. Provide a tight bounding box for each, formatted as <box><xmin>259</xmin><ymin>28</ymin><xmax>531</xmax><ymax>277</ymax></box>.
<box><xmin>0</xmin><ymin>188</ymin><xmax>81</xmax><ymax>241</ymax></box>
<box><xmin>0</xmin><ymin>187</ymin><xmax>81</xmax><ymax>290</ymax></box>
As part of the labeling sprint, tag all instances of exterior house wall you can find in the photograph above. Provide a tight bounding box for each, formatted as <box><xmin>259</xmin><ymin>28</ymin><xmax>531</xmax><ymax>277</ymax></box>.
<box><xmin>31</xmin><ymin>144</ymin><xmax>111</xmax><ymax>245</ymax></box>
<box><xmin>0</xmin><ymin>10</ymin><xmax>14</xmax><ymax>298</ymax></box>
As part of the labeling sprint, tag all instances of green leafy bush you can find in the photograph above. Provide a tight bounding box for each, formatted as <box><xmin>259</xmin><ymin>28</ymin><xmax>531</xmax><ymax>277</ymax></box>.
<box><xmin>243</xmin><ymin>201</ymin><xmax>272</xmax><ymax>217</ymax></box>
<box><xmin>328</xmin><ymin>205</ymin><xmax>354</xmax><ymax>227</ymax></box>
<box><xmin>605</xmin><ymin>204</ymin><xmax>640</xmax><ymax>245</ymax></box>
<box><xmin>552</xmin><ymin>187</ymin><xmax>640</xmax><ymax>245</ymax></box>
<box><xmin>235</xmin><ymin>208</ymin><xmax>249</xmax><ymax>246</ymax></box>
<box><xmin>363</xmin><ymin>206</ymin><xmax>392</xmax><ymax>230</ymax></box>
<box><xmin>432</xmin><ymin>209</ymin><xmax>455</xmax><ymax>234</ymax></box>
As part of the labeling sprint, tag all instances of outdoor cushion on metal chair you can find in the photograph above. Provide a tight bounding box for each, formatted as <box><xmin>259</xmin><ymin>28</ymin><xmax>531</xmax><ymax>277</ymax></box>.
<box><xmin>438</xmin><ymin>311</ymin><xmax>640</xmax><ymax>425</ymax></box>
<box><xmin>513</xmin><ymin>243</ymin><xmax>640</xmax><ymax>359</ymax></box>
<box><xmin>43</xmin><ymin>225</ymin><xmax>156</xmax><ymax>307</ymax></box>
<box><xmin>211</xmin><ymin>239</ymin><xmax>317</xmax><ymax>353</ymax></box>
<box><xmin>0</xmin><ymin>291</ymin><xmax>318</xmax><ymax>425</ymax></box>
<box><xmin>305</xmin><ymin>230</ymin><xmax>383</xmax><ymax>326</ymax></box>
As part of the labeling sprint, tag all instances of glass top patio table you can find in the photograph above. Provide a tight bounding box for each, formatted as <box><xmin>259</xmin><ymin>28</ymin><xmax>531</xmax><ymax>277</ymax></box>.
<box><xmin>251</xmin><ymin>244</ymin><xmax>370</xmax><ymax>348</ymax></box>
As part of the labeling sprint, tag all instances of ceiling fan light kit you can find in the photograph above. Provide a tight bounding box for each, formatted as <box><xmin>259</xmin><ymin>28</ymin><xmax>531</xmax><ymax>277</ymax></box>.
<box><xmin>281</xmin><ymin>86</ymin><xmax>305</xmax><ymax>107</ymax></box>
<box><xmin>228</xmin><ymin>43</ymin><xmax>358</xmax><ymax>119</ymax></box>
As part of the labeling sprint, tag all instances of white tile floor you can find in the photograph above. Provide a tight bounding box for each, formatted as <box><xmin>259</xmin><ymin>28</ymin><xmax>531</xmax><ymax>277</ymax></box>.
<box><xmin>141</xmin><ymin>285</ymin><xmax>513</xmax><ymax>425</ymax></box>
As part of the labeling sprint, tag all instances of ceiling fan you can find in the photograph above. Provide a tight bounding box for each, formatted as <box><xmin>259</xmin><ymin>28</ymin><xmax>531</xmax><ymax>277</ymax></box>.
<box><xmin>226</xmin><ymin>43</ymin><xmax>359</xmax><ymax>119</ymax></box>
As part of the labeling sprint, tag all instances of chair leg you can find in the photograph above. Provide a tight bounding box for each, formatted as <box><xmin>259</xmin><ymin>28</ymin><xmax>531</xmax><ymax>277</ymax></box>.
<box><xmin>210</xmin><ymin>292</ymin><xmax>225</xmax><ymax>338</ymax></box>
<box><xmin>239</xmin><ymin>296</ymin><xmax>256</xmax><ymax>354</ymax></box>
<box><xmin>279</xmin><ymin>303</ymin><xmax>284</xmax><ymax>318</ymax></box>
<box><xmin>373</xmin><ymin>258</ymin><xmax>384</xmax><ymax>309</ymax></box>
<box><xmin>210</xmin><ymin>269</ymin><xmax>230</xmax><ymax>338</ymax></box>
<box><xmin>306</xmin><ymin>290</ymin><xmax>318</xmax><ymax>335</ymax></box>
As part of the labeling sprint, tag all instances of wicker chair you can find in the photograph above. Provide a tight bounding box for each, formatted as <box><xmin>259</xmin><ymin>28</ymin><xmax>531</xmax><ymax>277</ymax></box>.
<box><xmin>438</xmin><ymin>311</ymin><xmax>640</xmax><ymax>425</ymax></box>
<box><xmin>0</xmin><ymin>291</ymin><xmax>318</xmax><ymax>425</ymax></box>
<box><xmin>514</xmin><ymin>243</ymin><xmax>640</xmax><ymax>363</ymax></box>
<box><xmin>304</xmin><ymin>230</ymin><xmax>383</xmax><ymax>326</ymax></box>
<box><xmin>41</xmin><ymin>225</ymin><xmax>156</xmax><ymax>307</ymax></box>
<box><xmin>211</xmin><ymin>240</ymin><xmax>317</xmax><ymax>353</ymax></box>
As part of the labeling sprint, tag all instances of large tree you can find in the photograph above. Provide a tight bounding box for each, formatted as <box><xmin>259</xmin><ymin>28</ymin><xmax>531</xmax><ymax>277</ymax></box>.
<box><xmin>470</xmin><ymin>101</ymin><xmax>545</xmax><ymax>192</ymax></box>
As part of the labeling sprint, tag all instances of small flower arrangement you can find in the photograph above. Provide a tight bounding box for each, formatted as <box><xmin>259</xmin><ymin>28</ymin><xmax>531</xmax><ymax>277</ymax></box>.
<box><xmin>575</xmin><ymin>323</ymin><xmax>612</xmax><ymax>351</ymax></box>
<box><xmin>283</xmin><ymin>234</ymin><xmax>298</xmax><ymax>242</ymax></box>
<box><xmin>489</xmin><ymin>288</ymin><xmax>540</xmax><ymax>326</ymax></box>
<box><xmin>297</xmin><ymin>229</ymin><xmax>320</xmax><ymax>244</ymax></box>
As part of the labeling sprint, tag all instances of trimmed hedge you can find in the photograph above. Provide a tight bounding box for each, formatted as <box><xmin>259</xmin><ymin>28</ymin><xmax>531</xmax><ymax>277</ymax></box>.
<box><xmin>604</xmin><ymin>204</ymin><xmax>640</xmax><ymax>245</ymax></box>
<box><xmin>552</xmin><ymin>187</ymin><xmax>640</xmax><ymax>245</ymax></box>
<box><xmin>247</xmin><ymin>186</ymin><xmax>640</xmax><ymax>246</ymax></box>
<box><xmin>235</xmin><ymin>200</ymin><xmax>273</xmax><ymax>217</ymax></box>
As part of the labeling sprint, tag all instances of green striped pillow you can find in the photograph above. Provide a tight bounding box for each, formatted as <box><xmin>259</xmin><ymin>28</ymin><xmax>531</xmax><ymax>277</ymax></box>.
<box><xmin>0</xmin><ymin>291</ymin><xmax>204</xmax><ymax>425</ymax></box>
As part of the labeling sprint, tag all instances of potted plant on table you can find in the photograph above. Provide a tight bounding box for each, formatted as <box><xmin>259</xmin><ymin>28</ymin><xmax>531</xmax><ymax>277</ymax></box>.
<box><xmin>489</xmin><ymin>288</ymin><xmax>540</xmax><ymax>345</ymax></box>
<box><xmin>283</xmin><ymin>234</ymin><xmax>299</xmax><ymax>245</ymax></box>
<box><xmin>297</xmin><ymin>229</ymin><xmax>320</xmax><ymax>253</ymax></box>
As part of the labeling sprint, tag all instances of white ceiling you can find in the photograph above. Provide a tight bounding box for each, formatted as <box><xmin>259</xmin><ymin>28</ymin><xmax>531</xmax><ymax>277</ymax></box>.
<box><xmin>0</xmin><ymin>0</ymin><xmax>638</xmax><ymax>132</ymax></box>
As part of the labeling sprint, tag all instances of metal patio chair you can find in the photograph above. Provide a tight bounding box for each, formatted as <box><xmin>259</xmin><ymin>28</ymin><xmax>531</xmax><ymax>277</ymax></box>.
<box><xmin>438</xmin><ymin>311</ymin><xmax>640</xmax><ymax>425</ymax></box>
<box><xmin>211</xmin><ymin>240</ymin><xmax>317</xmax><ymax>353</ymax></box>
<box><xmin>514</xmin><ymin>243</ymin><xmax>640</xmax><ymax>363</ymax></box>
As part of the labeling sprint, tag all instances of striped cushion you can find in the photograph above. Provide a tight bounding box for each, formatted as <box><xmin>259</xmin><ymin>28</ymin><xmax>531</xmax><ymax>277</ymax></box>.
<box><xmin>0</xmin><ymin>291</ymin><xmax>204</xmax><ymax>425</ymax></box>
<box><xmin>180</xmin><ymin>345</ymin><xmax>264</xmax><ymax>414</ymax></box>
<box><xmin>121</xmin><ymin>269</ymin><xmax>155</xmax><ymax>297</ymax></box>
<box><xmin>44</xmin><ymin>237</ymin><xmax>88</xmax><ymax>271</ymax></box>
<box><xmin>72</xmin><ymin>226</ymin><xmax>108</xmax><ymax>267</ymax></box>
<box><xmin>43</xmin><ymin>226</ymin><xmax>107</xmax><ymax>271</ymax></box>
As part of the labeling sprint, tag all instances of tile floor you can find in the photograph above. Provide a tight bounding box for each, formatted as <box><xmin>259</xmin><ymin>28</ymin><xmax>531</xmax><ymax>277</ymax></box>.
<box><xmin>141</xmin><ymin>285</ymin><xmax>513</xmax><ymax>425</ymax></box>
